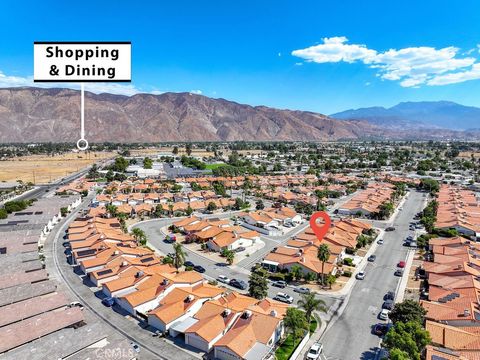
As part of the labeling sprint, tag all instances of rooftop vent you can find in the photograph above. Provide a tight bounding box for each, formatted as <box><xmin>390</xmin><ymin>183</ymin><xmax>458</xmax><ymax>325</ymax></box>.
<box><xmin>184</xmin><ymin>294</ymin><xmax>195</xmax><ymax>303</ymax></box>
<box><xmin>270</xmin><ymin>310</ymin><xmax>278</xmax><ymax>317</ymax></box>
<box><xmin>222</xmin><ymin>309</ymin><xmax>231</xmax><ymax>317</ymax></box>
<box><xmin>464</xmin><ymin>309</ymin><xmax>471</xmax><ymax>317</ymax></box>
<box><xmin>241</xmin><ymin>310</ymin><xmax>252</xmax><ymax>319</ymax></box>
<box><xmin>135</xmin><ymin>271</ymin><xmax>144</xmax><ymax>278</ymax></box>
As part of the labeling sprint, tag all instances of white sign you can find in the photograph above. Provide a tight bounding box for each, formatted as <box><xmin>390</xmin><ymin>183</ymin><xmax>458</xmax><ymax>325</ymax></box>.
<box><xmin>34</xmin><ymin>42</ymin><xmax>131</xmax><ymax>82</ymax></box>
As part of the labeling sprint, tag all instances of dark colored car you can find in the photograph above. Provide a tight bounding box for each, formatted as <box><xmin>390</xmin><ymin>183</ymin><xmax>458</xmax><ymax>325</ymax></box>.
<box><xmin>193</xmin><ymin>265</ymin><xmax>206</xmax><ymax>273</ymax></box>
<box><xmin>184</xmin><ymin>261</ymin><xmax>195</xmax><ymax>268</ymax></box>
<box><xmin>384</xmin><ymin>291</ymin><xmax>395</xmax><ymax>301</ymax></box>
<box><xmin>382</xmin><ymin>299</ymin><xmax>394</xmax><ymax>310</ymax></box>
<box><xmin>385</xmin><ymin>227</ymin><xmax>396</xmax><ymax>232</ymax></box>
<box><xmin>229</xmin><ymin>278</ymin><xmax>247</xmax><ymax>290</ymax></box>
<box><xmin>373</xmin><ymin>323</ymin><xmax>393</xmax><ymax>336</ymax></box>
<box><xmin>368</xmin><ymin>255</ymin><xmax>377</xmax><ymax>262</ymax></box>
<box><xmin>394</xmin><ymin>269</ymin><xmax>404</xmax><ymax>276</ymax></box>
<box><xmin>234</xmin><ymin>246</ymin><xmax>246</xmax><ymax>253</ymax></box>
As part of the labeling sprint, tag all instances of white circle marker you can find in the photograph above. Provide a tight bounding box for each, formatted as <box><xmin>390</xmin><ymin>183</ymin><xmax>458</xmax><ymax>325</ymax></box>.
<box><xmin>77</xmin><ymin>138</ymin><xmax>89</xmax><ymax>151</ymax></box>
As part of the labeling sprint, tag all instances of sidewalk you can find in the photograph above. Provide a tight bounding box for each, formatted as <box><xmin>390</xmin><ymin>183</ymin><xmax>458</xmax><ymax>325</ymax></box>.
<box><xmin>395</xmin><ymin>249</ymin><xmax>416</xmax><ymax>303</ymax></box>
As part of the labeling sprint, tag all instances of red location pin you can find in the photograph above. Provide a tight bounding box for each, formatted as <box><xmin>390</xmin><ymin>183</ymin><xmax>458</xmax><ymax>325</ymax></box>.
<box><xmin>309</xmin><ymin>211</ymin><xmax>332</xmax><ymax>241</ymax></box>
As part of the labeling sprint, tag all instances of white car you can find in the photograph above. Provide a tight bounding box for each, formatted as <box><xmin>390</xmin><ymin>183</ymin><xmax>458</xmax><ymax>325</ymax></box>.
<box><xmin>217</xmin><ymin>275</ymin><xmax>230</xmax><ymax>284</ymax></box>
<box><xmin>377</xmin><ymin>239</ymin><xmax>384</xmax><ymax>244</ymax></box>
<box><xmin>306</xmin><ymin>342</ymin><xmax>324</xmax><ymax>360</ymax></box>
<box><xmin>379</xmin><ymin>308</ymin><xmax>390</xmax><ymax>320</ymax></box>
<box><xmin>355</xmin><ymin>271</ymin><xmax>366</xmax><ymax>280</ymax></box>
<box><xmin>274</xmin><ymin>292</ymin><xmax>294</xmax><ymax>304</ymax></box>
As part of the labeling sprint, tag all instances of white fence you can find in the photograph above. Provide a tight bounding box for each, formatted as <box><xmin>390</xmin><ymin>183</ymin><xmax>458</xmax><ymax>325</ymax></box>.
<box><xmin>290</xmin><ymin>331</ymin><xmax>310</xmax><ymax>360</ymax></box>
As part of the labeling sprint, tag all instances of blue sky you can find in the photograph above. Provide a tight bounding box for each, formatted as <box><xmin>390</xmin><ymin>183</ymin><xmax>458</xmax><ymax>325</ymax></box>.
<box><xmin>1</xmin><ymin>0</ymin><xmax>480</xmax><ymax>114</ymax></box>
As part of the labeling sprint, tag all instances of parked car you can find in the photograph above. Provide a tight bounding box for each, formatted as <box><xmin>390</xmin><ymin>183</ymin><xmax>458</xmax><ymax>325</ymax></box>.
<box><xmin>294</xmin><ymin>286</ymin><xmax>310</xmax><ymax>294</ymax></box>
<box><xmin>273</xmin><ymin>292</ymin><xmax>294</xmax><ymax>304</ymax></box>
<box><xmin>306</xmin><ymin>342</ymin><xmax>324</xmax><ymax>360</ymax></box>
<box><xmin>384</xmin><ymin>291</ymin><xmax>395</xmax><ymax>301</ymax></box>
<box><xmin>184</xmin><ymin>261</ymin><xmax>195</xmax><ymax>268</ymax></box>
<box><xmin>397</xmin><ymin>261</ymin><xmax>406</xmax><ymax>268</ymax></box>
<box><xmin>101</xmin><ymin>297</ymin><xmax>115</xmax><ymax>307</ymax></box>
<box><xmin>131</xmin><ymin>342</ymin><xmax>140</xmax><ymax>353</ymax></box>
<box><xmin>69</xmin><ymin>301</ymin><xmax>84</xmax><ymax>310</ymax></box>
<box><xmin>165</xmin><ymin>234</ymin><xmax>176</xmax><ymax>243</ymax></box>
<box><xmin>272</xmin><ymin>280</ymin><xmax>287</xmax><ymax>288</ymax></box>
<box><xmin>394</xmin><ymin>269</ymin><xmax>404</xmax><ymax>277</ymax></box>
<box><xmin>229</xmin><ymin>279</ymin><xmax>247</xmax><ymax>290</ymax></box>
<box><xmin>234</xmin><ymin>246</ymin><xmax>246</xmax><ymax>253</ymax></box>
<box><xmin>385</xmin><ymin>226</ymin><xmax>396</xmax><ymax>232</ymax></box>
<box><xmin>373</xmin><ymin>323</ymin><xmax>393</xmax><ymax>336</ymax></box>
<box><xmin>217</xmin><ymin>275</ymin><xmax>230</xmax><ymax>284</ymax></box>
<box><xmin>368</xmin><ymin>255</ymin><xmax>377</xmax><ymax>262</ymax></box>
<box><xmin>382</xmin><ymin>299</ymin><xmax>394</xmax><ymax>310</ymax></box>
<box><xmin>193</xmin><ymin>265</ymin><xmax>206</xmax><ymax>273</ymax></box>
<box><xmin>356</xmin><ymin>271</ymin><xmax>366</xmax><ymax>280</ymax></box>
<box><xmin>379</xmin><ymin>308</ymin><xmax>390</xmax><ymax>320</ymax></box>
<box><xmin>377</xmin><ymin>239</ymin><xmax>384</xmax><ymax>245</ymax></box>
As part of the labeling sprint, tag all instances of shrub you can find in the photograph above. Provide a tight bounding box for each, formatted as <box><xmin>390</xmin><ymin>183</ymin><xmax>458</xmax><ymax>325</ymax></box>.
<box><xmin>269</xmin><ymin>272</ymin><xmax>285</xmax><ymax>281</ymax></box>
<box><xmin>343</xmin><ymin>258</ymin><xmax>354</xmax><ymax>267</ymax></box>
<box><xmin>343</xmin><ymin>271</ymin><xmax>352</xmax><ymax>277</ymax></box>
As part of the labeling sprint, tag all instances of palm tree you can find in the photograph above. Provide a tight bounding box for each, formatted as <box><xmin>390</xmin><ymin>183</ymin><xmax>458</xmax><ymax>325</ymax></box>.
<box><xmin>298</xmin><ymin>293</ymin><xmax>327</xmax><ymax>324</ymax></box>
<box><xmin>131</xmin><ymin>228</ymin><xmax>147</xmax><ymax>246</ymax></box>
<box><xmin>106</xmin><ymin>204</ymin><xmax>117</xmax><ymax>218</ymax></box>
<box><xmin>317</xmin><ymin>244</ymin><xmax>331</xmax><ymax>286</ymax></box>
<box><xmin>283</xmin><ymin>308</ymin><xmax>308</xmax><ymax>348</ymax></box>
<box><xmin>172</xmin><ymin>243</ymin><xmax>187</xmax><ymax>270</ymax></box>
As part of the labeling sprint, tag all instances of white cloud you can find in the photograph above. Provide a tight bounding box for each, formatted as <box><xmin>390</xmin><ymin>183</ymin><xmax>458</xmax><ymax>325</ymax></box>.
<box><xmin>292</xmin><ymin>36</ymin><xmax>377</xmax><ymax>64</ymax></box>
<box><xmin>190</xmin><ymin>89</ymin><xmax>202</xmax><ymax>95</ymax></box>
<box><xmin>0</xmin><ymin>70</ymin><xmax>161</xmax><ymax>96</ymax></box>
<box><xmin>294</xmin><ymin>62</ymin><xmax>303</xmax><ymax>66</ymax></box>
<box><xmin>292</xmin><ymin>37</ymin><xmax>480</xmax><ymax>87</ymax></box>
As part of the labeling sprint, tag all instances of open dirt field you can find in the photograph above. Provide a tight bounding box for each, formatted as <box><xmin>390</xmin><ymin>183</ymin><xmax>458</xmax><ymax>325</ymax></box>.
<box><xmin>0</xmin><ymin>151</ymin><xmax>116</xmax><ymax>184</ymax></box>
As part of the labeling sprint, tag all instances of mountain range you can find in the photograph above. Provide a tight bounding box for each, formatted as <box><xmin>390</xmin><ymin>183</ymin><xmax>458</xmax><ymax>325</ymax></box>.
<box><xmin>331</xmin><ymin>101</ymin><xmax>480</xmax><ymax>131</ymax></box>
<box><xmin>0</xmin><ymin>87</ymin><xmax>478</xmax><ymax>142</ymax></box>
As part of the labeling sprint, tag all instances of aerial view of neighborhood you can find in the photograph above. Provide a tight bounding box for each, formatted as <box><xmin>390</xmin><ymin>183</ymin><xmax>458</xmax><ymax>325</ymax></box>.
<box><xmin>1</xmin><ymin>1</ymin><xmax>480</xmax><ymax>360</ymax></box>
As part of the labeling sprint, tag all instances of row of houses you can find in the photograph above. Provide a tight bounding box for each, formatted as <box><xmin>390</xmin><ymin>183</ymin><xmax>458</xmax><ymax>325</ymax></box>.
<box><xmin>66</xmin><ymin>215</ymin><xmax>289</xmax><ymax>360</ymax></box>
<box><xmin>239</xmin><ymin>207</ymin><xmax>303</xmax><ymax>236</ymax></box>
<box><xmin>421</xmin><ymin>237</ymin><xmax>480</xmax><ymax>359</ymax></box>
<box><xmin>337</xmin><ymin>182</ymin><xmax>396</xmax><ymax>217</ymax></box>
<box><xmin>435</xmin><ymin>185</ymin><xmax>480</xmax><ymax>239</ymax></box>
<box><xmin>173</xmin><ymin>216</ymin><xmax>260</xmax><ymax>252</ymax></box>
<box><xmin>262</xmin><ymin>218</ymin><xmax>372</xmax><ymax>276</ymax></box>
<box><xmin>0</xmin><ymin>196</ymin><xmax>136</xmax><ymax>359</ymax></box>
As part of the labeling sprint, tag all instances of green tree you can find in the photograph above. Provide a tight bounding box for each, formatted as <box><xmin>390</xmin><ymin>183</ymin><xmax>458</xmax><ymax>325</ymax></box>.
<box><xmin>248</xmin><ymin>271</ymin><xmax>268</xmax><ymax>299</ymax></box>
<box><xmin>87</xmin><ymin>164</ymin><xmax>100</xmax><ymax>179</ymax></box>
<box><xmin>389</xmin><ymin>348</ymin><xmax>410</xmax><ymax>360</ymax></box>
<box><xmin>172</xmin><ymin>243</ymin><xmax>187</xmax><ymax>270</ymax></box>
<box><xmin>283</xmin><ymin>308</ymin><xmax>308</xmax><ymax>348</ymax></box>
<box><xmin>297</xmin><ymin>293</ymin><xmax>327</xmax><ymax>324</ymax></box>
<box><xmin>0</xmin><ymin>208</ymin><xmax>8</xmax><ymax>219</ymax></box>
<box><xmin>172</xmin><ymin>146</ymin><xmax>179</xmax><ymax>155</ymax></box>
<box><xmin>186</xmin><ymin>143</ymin><xmax>192</xmax><ymax>156</ymax></box>
<box><xmin>382</xmin><ymin>321</ymin><xmax>431</xmax><ymax>360</ymax></box>
<box><xmin>389</xmin><ymin>300</ymin><xmax>427</xmax><ymax>325</ymax></box>
<box><xmin>106</xmin><ymin>204</ymin><xmax>117</xmax><ymax>218</ymax></box>
<box><xmin>207</xmin><ymin>201</ymin><xmax>218</xmax><ymax>212</ymax></box>
<box><xmin>143</xmin><ymin>157</ymin><xmax>153</xmax><ymax>169</ymax></box>
<box><xmin>317</xmin><ymin>244</ymin><xmax>331</xmax><ymax>285</ymax></box>
<box><xmin>290</xmin><ymin>265</ymin><xmax>303</xmax><ymax>282</ymax></box>
<box><xmin>131</xmin><ymin>227</ymin><xmax>148</xmax><ymax>246</ymax></box>
<box><xmin>113</xmin><ymin>156</ymin><xmax>129</xmax><ymax>172</ymax></box>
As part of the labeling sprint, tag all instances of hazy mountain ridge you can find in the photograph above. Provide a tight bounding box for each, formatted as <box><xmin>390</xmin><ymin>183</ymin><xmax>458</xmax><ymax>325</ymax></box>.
<box><xmin>0</xmin><ymin>87</ymin><xmax>478</xmax><ymax>142</ymax></box>
<box><xmin>331</xmin><ymin>101</ymin><xmax>480</xmax><ymax>130</ymax></box>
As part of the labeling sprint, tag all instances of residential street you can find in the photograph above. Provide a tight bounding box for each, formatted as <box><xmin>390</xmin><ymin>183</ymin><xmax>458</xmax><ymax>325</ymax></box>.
<box><xmin>319</xmin><ymin>190</ymin><xmax>427</xmax><ymax>360</ymax></box>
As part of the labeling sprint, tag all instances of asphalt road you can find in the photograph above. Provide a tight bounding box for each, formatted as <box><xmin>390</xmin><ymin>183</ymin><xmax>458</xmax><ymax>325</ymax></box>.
<box><xmin>319</xmin><ymin>190</ymin><xmax>428</xmax><ymax>360</ymax></box>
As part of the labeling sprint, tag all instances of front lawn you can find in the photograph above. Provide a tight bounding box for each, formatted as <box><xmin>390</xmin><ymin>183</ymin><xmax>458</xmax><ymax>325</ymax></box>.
<box><xmin>205</xmin><ymin>163</ymin><xmax>227</xmax><ymax>170</ymax></box>
<box><xmin>309</xmin><ymin>318</ymin><xmax>318</xmax><ymax>334</ymax></box>
<box><xmin>275</xmin><ymin>334</ymin><xmax>296</xmax><ymax>360</ymax></box>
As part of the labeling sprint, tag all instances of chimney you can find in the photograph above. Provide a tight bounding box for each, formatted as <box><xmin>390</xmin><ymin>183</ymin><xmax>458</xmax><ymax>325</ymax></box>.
<box><xmin>184</xmin><ymin>294</ymin><xmax>195</xmax><ymax>303</ymax></box>
<box><xmin>122</xmin><ymin>261</ymin><xmax>128</xmax><ymax>267</ymax></box>
<box><xmin>222</xmin><ymin>309</ymin><xmax>231</xmax><ymax>317</ymax></box>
